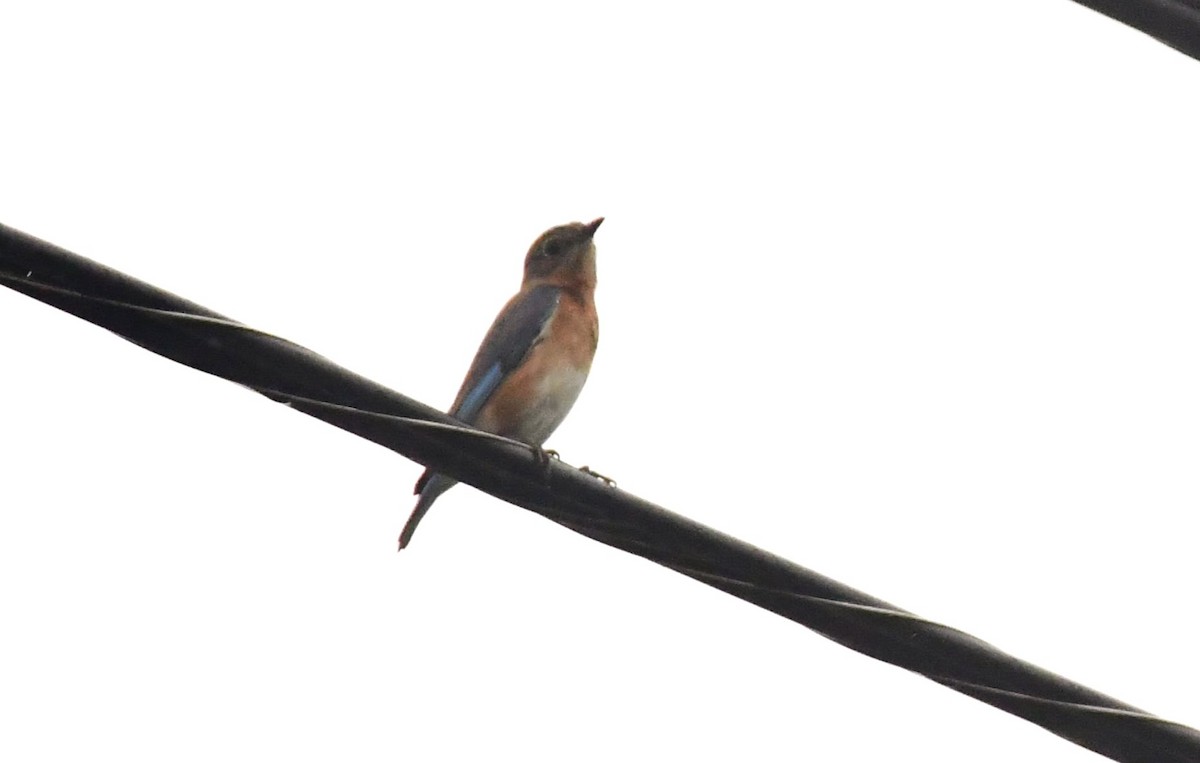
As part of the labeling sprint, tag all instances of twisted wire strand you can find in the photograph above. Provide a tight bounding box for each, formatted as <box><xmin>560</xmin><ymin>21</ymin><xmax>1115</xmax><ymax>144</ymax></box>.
<box><xmin>2</xmin><ymin>222</ymin><xmax>1197</xmax><ymax>763</ymax></box>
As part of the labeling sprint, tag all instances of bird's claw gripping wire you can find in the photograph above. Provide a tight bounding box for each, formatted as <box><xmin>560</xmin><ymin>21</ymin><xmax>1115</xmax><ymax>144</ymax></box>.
<box><xmin>531</xmin><ymin>446</ymin><xmax>560</xmax><ymax>480</ymax></box>
<box><xmin>579</xmin><ymin>465</ymin><xmax>616</xmax><ymax>487</ymax></box>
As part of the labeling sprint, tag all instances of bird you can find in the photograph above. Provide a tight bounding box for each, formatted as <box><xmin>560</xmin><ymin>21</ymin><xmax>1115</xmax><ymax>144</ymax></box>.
<box><xmin>398</xmin><ymin>217</ymin><xmax>604</xmax><ymax>549</ymax></box>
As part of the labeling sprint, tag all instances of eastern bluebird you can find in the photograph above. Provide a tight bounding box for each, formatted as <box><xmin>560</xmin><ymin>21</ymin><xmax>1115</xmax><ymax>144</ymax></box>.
<box><xmin>398</xmin><ymin>218</ymin><xmax>604</xmax><ymax>549</ymax></box>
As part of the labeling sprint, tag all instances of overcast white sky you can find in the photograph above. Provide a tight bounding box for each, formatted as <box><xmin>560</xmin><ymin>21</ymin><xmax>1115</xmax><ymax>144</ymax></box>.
<box><xmin>2</xmin><ymin>2</ymin><xmax>1198</xmax><ymax>761</ymax></box>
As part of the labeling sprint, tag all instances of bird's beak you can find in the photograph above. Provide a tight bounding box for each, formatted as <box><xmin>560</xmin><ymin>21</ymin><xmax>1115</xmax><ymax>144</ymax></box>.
<box><xmin>584</xmin><ymin>217</ymin><xmax>604</xmax><ymax>238</ymax></box>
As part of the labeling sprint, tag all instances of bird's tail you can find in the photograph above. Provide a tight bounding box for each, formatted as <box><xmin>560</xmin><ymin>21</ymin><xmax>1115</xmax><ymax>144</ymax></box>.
<box><xmin>398</xmin><ymin>470</ymin><xmax>456</xmax><ymax>550</ymax></box>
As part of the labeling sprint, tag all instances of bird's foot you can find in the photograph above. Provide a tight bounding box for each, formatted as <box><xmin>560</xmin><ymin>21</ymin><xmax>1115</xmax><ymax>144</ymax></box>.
<box><xmin>531</xmin><ymin>446</ymin><xmax>560</xmax><ymax>479</ymax></box>
<box><xmin>579</xmin><ymin>465</ymin><xmax>616</xmax><ymax>487</ymax></box>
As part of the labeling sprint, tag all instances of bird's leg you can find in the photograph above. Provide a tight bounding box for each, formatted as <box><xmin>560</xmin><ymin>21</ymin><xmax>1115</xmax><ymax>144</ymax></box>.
<box><xmin>530</xmin><ymin>445</ymin><xmax>560</xmax><ymax>480</ymax></box>
<box><xmin>579</xmin><ymin>465</ymin><xmax>616</xmax><ymax>487</ymax></box>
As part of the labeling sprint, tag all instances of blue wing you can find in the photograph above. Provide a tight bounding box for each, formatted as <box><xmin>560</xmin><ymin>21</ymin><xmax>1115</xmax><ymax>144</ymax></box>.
<box><xmin>402</xmin><ymin>283</ymin><xmax>562</xmax><ymax>547</ymax></box>
<box><xmin>447</xmin><ymin>283</ymin><xmax>562</xmax><ymax>424</ymax></box>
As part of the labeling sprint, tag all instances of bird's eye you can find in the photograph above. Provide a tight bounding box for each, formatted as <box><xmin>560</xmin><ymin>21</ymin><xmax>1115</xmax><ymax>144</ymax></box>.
<box><xmin>542</xmin><ymin>240</ymin><xmax>563</xmax><ymax>258</ymax></box>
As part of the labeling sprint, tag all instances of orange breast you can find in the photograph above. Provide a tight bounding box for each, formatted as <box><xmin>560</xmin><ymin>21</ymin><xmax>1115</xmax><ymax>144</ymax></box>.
<box><xmin>476</xmin><ymin>292</ymin><xmax>598</xmax><ymax>444</ymax></box>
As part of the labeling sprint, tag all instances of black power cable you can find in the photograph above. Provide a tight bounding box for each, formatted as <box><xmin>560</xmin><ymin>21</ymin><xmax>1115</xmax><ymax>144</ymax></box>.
<box><xmin>1070</xmin><ymin>0</ymin><xmax>1200</xmax><ymax>60</ymax></box>
<box><xmin>3</xmin><ymin>223</ymin><xmax>1198</xmax><ymax>762</ymax></box>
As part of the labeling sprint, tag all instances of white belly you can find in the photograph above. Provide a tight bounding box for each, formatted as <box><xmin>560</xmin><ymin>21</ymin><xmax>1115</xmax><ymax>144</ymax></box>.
<box><xmin>518</xmin><ymin>364</ymin><xmax>589</xmax><ymax>445</ymax></box>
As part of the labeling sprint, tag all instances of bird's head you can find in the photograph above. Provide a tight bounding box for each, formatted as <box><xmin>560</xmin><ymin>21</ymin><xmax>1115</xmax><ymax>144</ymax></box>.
<box><xmin>522</xmin><ymin>217</ymin><xmax>604</xmax><ymax>288</ymax></box>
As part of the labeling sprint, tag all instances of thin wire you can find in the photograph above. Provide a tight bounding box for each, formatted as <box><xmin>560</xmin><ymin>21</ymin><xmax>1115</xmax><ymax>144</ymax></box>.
<box><xmin>3</xmin><ymin>222</ymin><xmax>1198</xmax><ymax>763</ymax></box>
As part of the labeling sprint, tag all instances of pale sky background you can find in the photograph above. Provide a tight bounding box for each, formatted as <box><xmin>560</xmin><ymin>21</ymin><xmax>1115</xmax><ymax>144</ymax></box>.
<box><xmin>1</xmin><ymin>2</ymin><xmax>1197</xmax><ymax>761</ymax></box>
